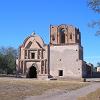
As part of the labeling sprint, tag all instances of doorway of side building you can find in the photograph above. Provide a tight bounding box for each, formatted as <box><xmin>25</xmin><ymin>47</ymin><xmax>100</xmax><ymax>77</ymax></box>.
<box><xmin>27</xmin><ymin>65</ymin><xmax>37</xmax><ymax>78</ymax></box>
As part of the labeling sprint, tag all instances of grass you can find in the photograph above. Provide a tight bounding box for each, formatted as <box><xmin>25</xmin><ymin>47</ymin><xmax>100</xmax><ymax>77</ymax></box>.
<box><xmin>0</xmin><ymin>77</ymin><xmax>88</xmax><ymax>100</ymax></box>
<box><xmin>78</xmin><ymin>88</ymin><xmax>100</xmax><ymax>100</ymax></box>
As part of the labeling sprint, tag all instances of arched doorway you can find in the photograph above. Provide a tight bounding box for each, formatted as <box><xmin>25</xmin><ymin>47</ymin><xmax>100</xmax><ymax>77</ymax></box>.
<box><xmin>27</xmin><ymin>65</ymin><xmax>37</xmax><ymax>78</ymax></box>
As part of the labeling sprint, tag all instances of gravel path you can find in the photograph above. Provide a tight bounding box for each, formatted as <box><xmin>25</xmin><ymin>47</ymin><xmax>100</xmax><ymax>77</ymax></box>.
<box><xmin>25</xmin><ymin>82</ymin><xmax>100</xmax><ymax>100</ymax></box>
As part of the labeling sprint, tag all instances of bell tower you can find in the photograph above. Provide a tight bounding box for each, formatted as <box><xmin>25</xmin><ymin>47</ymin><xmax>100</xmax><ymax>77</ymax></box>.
<box><xmin>50</xmin><ymin>24</ymin><xmax>81</xmax><ymax>45</ymax></box>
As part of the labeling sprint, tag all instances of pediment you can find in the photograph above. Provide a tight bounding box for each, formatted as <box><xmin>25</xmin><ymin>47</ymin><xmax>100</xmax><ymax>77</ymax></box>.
<box><xmin>25</xmin><ymin>40</ymin><xmax>43</xmax><ymax>49</ymax></box>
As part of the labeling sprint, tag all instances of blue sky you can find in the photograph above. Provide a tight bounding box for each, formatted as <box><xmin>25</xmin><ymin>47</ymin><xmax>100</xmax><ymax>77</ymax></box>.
<box><xmin>0</xmin><ymin>0</ymin><xmax>100</xmax><ymax>66</ymax></box>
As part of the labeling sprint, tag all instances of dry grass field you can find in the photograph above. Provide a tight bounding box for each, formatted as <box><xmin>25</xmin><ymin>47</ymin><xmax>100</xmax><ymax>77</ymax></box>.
<box><xmin>78</xmin><ymin>88</ymin><xmax>100</xmax><ymax>100</ymax></box>
<box><xmin>0</xmin><ymin>77</ymin><xmax>88</xmax><ymax>100</ymax></box>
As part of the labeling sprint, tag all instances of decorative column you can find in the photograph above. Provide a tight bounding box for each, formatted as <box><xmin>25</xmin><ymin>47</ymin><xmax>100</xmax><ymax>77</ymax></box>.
<box><xmin>58</xmin><ymin>31</ymin><xmax>60</xmax><ymax>44</ymax></box>
<box><xmin>19</xmin><ymin>61</ymin><xmax>21</xmax><ymax>71</ymax></box>
<box><xmin>37</xmin><ymin>49</ymin><xmax>39</xmax><ymax>59</ymax></box>
<box><xmin>28</xmin><ymin>50</ymin><xmax>29</xmax><ymax>59</ymax></box>
<box><xmin>26</xmin><ymin>50</ymin><xmax>28</xmax><ymax>59</ymax></box>
<box><xmin>44</xmin><ymin>60</ymin><xmax>47</xmax><ymax>74</ymax></box>
<box><xmin>23</xmin><ymin>61</ymin><xmax>24</xmax><ymax>74</ymax></box>
<box><xmin>41</xmin><ymin>60</ymin><xmax>43</xmax><ymax>74</ymax></box>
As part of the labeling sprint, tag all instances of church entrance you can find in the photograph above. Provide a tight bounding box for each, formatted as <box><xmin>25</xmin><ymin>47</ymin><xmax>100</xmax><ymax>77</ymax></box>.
<box><xmin>26</xmin><ymin>65</ymin><xmax>37</xmax><ymax>78</ymax></box>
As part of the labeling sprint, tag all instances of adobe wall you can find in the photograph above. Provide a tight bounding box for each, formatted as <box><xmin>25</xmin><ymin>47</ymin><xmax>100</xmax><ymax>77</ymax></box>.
<box><xmin>50</xmin><ymin>44</ymin><xmax>83</xmax><ymax>79</ymax></box>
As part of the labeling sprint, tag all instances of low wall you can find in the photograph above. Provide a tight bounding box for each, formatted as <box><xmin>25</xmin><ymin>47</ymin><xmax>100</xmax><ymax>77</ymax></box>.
<box><xmin>92</xmin><ymin>72</ymin><xmax>100</xmax><ymax>78</ymax></box>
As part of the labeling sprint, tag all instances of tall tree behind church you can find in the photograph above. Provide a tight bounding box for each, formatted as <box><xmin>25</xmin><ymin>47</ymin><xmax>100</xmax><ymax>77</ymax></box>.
<box><xmin>0</xmin><ymin>47</ymin><xmax>17</xmax><ymax>74</ymax></box>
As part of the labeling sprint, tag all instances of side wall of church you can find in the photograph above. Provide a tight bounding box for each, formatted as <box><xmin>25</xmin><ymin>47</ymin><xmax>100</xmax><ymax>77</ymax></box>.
<box><xmin>50</xmin><ymin>45</ymin><xmax>83</xmax><ymax>79</ymax></box>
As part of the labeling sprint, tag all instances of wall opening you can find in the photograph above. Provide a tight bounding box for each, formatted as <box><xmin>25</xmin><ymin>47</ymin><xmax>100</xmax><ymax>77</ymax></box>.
<box><xmin>59</xmin><ymin>70</ymin><xmax>63</xmax><ymax>76</ymax></box>
<box><xmin>26</xmin><ymin>66</ymin><xmax>37</xmax><ymax>78</ymax></box>
<box><xmin>52</xmin><ymin>34</ymin><xmax>55</xmax><ymax>41</ymax></box>
<box><xmin>60</xmin><ymin>29</ymin><xmax>65</xmax><ymax>43</ymax></box>
<box><xmin>31</xmin><ymin>53</ymin><xmax>35</xmax><ymax>59</ymax></box>
<box><xmin>26</xmin><ymin>41</ymin><xmax>32</xmax><ymax>48</ymax></box>
<box><xmin>70</xmin><ymin>34</ymin><xmax>72</xmax><ymax>39</ymax></box>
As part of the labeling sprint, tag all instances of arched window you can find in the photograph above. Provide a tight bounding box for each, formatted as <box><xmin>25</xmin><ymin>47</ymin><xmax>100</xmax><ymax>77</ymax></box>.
<box><xmin>60</xmin><ymin>28</ymin><xmax>65</xmax><ymax>43</ymax></box>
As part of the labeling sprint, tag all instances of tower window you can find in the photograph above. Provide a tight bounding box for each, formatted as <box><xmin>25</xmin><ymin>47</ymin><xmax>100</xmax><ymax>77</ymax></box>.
<box><xmin>31</xmin><ymin>53</ymin><xmax>35</xmax><ymax>59</ymax></box>
<box><xmin>60</xmin><ymin>29</ymin><xmax>65</xmax><ymax>43</ymax></box>
<box><xmin>59</xmin><ymin>70</ymin><xmax>63</xmax><ymax>76</ymax></box>
<box><xmin>52</xmin><ymin>34</ymin><xmax>55</xmax><ymax>41</ymax></box>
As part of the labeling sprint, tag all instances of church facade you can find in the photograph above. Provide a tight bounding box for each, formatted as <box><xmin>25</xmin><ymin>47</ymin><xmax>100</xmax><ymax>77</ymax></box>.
<box><xmin>16</xmin><ymin>24</ymin><xmax>87</xmax><ymax>79</ymax></box>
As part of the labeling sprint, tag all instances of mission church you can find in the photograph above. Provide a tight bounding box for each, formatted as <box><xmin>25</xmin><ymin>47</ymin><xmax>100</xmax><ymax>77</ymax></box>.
<box><xmin>16</xmin><ymin>24</ymin><xmax>87</xmax><ymax>79</ymax></box>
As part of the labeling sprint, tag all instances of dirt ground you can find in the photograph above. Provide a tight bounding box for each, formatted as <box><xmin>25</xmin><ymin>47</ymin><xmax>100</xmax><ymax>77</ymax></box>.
<box><xmin>25</xmin><ymin>79</ymin><xmax>100</xmax><ymax>100</ymax></box>
<box><xmin>78</xmin><ymin>88</ymin><xmax>100</xmax><ymax>100</ymax></box>
<box><xmin>0</xmin><ymin>77</ymin><xmax>87</xmax><ymax>100</ymax></box>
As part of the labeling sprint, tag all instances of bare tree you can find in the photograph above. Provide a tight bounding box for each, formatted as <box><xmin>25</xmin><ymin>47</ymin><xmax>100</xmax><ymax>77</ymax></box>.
<box><xmin>87</xmin><ymin>0</ymin><xmax>100</xmax><ymax>35</ymax></box>
<box><xmin>97</xmin><ymin>62</ymin><xmax>100</xmax><ymax>67</ymax></box>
